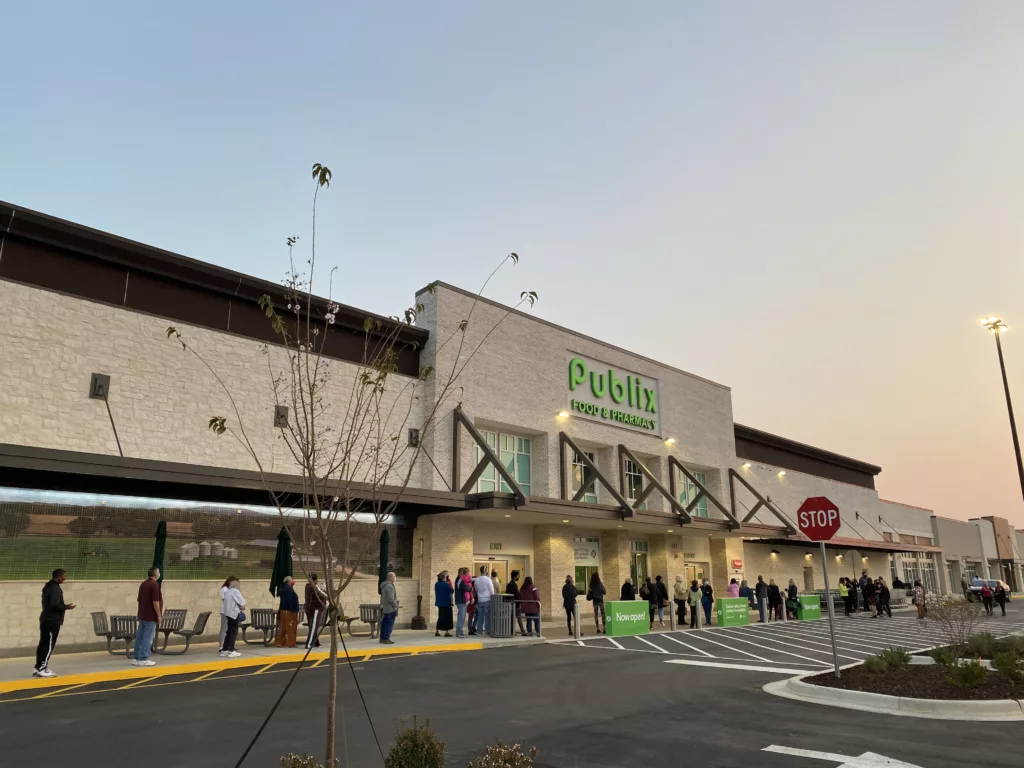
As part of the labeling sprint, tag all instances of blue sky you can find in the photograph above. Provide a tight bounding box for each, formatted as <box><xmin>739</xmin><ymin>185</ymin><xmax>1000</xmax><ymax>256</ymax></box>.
<box><xmin>3</xmin><ymin>2</ymin><xmax>1024</xmax><ymax>523</ymax></box>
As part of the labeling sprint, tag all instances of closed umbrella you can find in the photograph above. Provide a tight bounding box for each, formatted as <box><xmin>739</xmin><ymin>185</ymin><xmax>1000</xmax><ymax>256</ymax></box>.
<box><xmin>378</xmin><ymin>528</ymin><xmax>390</xmax><ymax>594</ymax></box>
<box><xmin>269</xmin><ymin>526</ymin><xmax>293</xmax><ymax>597</ymax></box>
<box><xmin>152</xmin><ymin>521</ymin><xmax>167</xmax><ymax>585</ymax></box>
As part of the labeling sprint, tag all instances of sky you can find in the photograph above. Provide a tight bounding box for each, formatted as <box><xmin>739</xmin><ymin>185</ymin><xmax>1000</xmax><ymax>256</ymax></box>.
<box><xmin>3</xmin><ymin>2</ymin><xmax>1024</xmax><ymax>525</ymax></box>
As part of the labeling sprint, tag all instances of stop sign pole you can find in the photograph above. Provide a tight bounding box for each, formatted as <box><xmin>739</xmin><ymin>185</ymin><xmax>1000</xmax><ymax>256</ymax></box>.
<box><xmin>797</xmin><ymin>496</ymin><xmax>842</xmax><ymax>678</ymax></box>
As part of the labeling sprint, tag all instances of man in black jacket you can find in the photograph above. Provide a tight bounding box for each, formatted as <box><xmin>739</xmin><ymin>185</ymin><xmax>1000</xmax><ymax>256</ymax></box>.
<box><xmin>35</xmin><ymin>568</ymin><xmax>75</xmax><ymax>678</ymax></box>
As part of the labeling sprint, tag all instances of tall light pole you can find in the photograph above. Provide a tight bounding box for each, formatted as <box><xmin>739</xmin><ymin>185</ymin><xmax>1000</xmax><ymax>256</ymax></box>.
<box><xmin>979</xmin><ymin>316</ymin><xmax>1024</xmax><ymax>504</ymax></box>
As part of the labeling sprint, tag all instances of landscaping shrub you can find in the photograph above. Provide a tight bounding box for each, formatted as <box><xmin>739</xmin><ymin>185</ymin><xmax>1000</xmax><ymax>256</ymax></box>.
<box><xmin>946</xmin><ymin>659</ymin><xmax>988</xmax><ymax>689</ymax></box>
<box><xmin>966</xmin><ymin>632</ymin><xmax>996</xmax><ymax>659</ymax></box>
<box><xmin>926</xmin><ymin>598</ymin><xmax>984</xmax><ymax>661</ymax></box>
<box><xmin>467</xmin><ymin>741</ymin><xmax>537</xmax><ymax>768</ymax></box>
<box><xmin>995</xmin><ymin>635</ymin><xmax>1024</xmax><ymax>655</ymax></box>
<box><xmin>281</xmin><ymin>755</ymin><xmax>328</xmax><ymax>768</ymax></box>
<box><xmin>879</xmin><ymin>646</ymin><xmax>911</xmax><ymax>668</ymax></box>
<box><xmin>862</xmin><ymin>655</ymin><xmax>889</xmax><ymax>674</ymax></box>
<box><xmin>928</xmin><ymin>647</ymin><xmax>955</xmax><ymax>667</ymax></box>
<box><xmin>992</xmin><ymin>651</ymin><xmax>1024</xmax><ymax>685</ymax></box>
<box><xmin>385</xmin><ymin>718</ymin><xmax>446</xmax><ymax>768</ymax></box>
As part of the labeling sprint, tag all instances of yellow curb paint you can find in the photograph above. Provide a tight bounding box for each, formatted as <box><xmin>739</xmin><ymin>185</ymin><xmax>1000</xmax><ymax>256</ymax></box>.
<box><xmin>33</xmin><ymin>683</ymin><xmax>89</xmax><ymax>699</ymax></box>
<box><xmin>253</xmin><ymin>663</ymin><xmax>275</xmax><ymax>675</ymax></box>
<box><xmin>114</xmin><ymin>677</ymin><xmax>153</xmax><ymax>691</ymax></box>
<box><xmin>0</xmin><ymin>642</ymin><xmax>482</xmax><ymax>696</ymax></box>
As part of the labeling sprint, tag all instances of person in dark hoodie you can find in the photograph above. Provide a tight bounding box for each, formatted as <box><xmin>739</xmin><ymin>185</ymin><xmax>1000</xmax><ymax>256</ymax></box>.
<box><xmin>505</xmin><ymin>569</ymin><xmax>527</xmax><ymax>636</ymax></box>
<box><xmin>620</xmin><ymin>577</ymin><xmax>636</xmax><ymax>601</ymax></box>
<box><xmin>34</xmin><ymin>568</ymin><xmax>75</xmax><ymax>678</ymax></box>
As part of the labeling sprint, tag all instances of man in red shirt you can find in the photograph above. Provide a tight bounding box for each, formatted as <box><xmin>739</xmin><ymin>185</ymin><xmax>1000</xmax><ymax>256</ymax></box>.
<box><xmin>133</xmin><ymin>567</ymin><xmax>162</xmax><ymax>667</ymax></box>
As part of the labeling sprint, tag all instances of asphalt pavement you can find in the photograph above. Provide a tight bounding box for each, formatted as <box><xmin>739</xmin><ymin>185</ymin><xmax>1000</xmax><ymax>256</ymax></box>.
<box><xmin>2</xmin><ymin>612</ymin><xmax>1022</xmax><ymax>768</ymax></box>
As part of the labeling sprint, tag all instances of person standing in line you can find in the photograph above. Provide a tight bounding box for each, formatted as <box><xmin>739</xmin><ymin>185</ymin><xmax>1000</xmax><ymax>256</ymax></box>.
<box><xmin>304</xmin><ymin>574</ymin><xmax>328</xmax><ymax>649</ymax></box>
<box><xmin>862</xmin><ymin>576</ymin><xmax>878</xmax><ymax>618</ymax></box>
<box><xmin>727</xmin><ymin>579</ymin><xmax>740</xmax><ymax>598</ymax></box>
<box><xmin>220</xmin><ymin>578</ymin><xmax>245</xmax><ymax>657</ymax></box>
<box><xmin>980</xmin><ymin>582</ymin><xmax>994</xmax><ymax>616</ymax></box>
<box><xmin>434</xmin><ymin>571</ymin><xmax>454</xmax><ymax>638</ymax></box>
<box><xmin>519</xmin><ymin>576</ymin><xmax>541</xmax><ymax>637</ymax></box>
<box><xmin>454</xmin><ymin>567</ymin><xmax>471</xmax><ymax>638</ymax></box>
<box><xmin>738</xmin><ymin>579</ymin><xmax>755</xmax><ymax>612</ymax></box>
<box><xmin>33</xmin><ymin>568</ymin><xmax>75</xmax><ymax>678</ymax></box>
<box><xmin>379</xmin><ymin>571</ymin><xmax>399</xmax><ymax>644</ymax></box>
<box><xmin>875</xmin><ymin>577</ymin><xmax>892</xmax><ymax>619</ymax></box>
<box><xmin>858</xmin><ymin>571</ymin><xmax>871</xmax><ymax>612</ymax></box>
<box><xmin>755</xmin><ymin>575</ymin><xmax>769</xmax><ymax>623</ymax></box>
<box><xmin>994</xmin><ymin>583</ymin><xmax>1008</xmax><ymax>616</ymax></box>
<box><xmin>133</xmin><ymin>567</ymin><xmax>163</xmax><ymax>667</ymax></box>
<box><xmin>673</xmin><ymin>575</ymin><xmax>688</xmax><ymax>626</ymax></box>
<box><xmin>960</xmin><ymin>577</ymin><xmax>970</xmax><ymax>599</ymax></box>
<box><xmin>785</xmin><ymin>579</ymin><xmax>799</xmax><ymax>619</ymax></box>
<box><xmin>491</xmin><ymin>570</ymin><xmax>502</xmax><ymax>594</ymax></box>
<box><xmin>474</xmin><ymin>565</ymin><xmax>496</xmax><ymax>636</ymax></box>
<box><xmin>274</xmin><ymin>576</ymin><xmax>300</xmax><ymax>647</ymax></box>
<box><xmin>700</xmin><ymin>579</ymin><xmax>714</xmax><ymax>626</ymax></box>
<box><xmin>687</xmin><ymin>580</ymin><xmax>702</xmax><ymax>628</ymax></box>
<box><xmin>838</xmin><ymin>578</ymin><xmax>849</xmax><ymax>616</ymax></box>
<box><xmin>912</xmin><ymin>580</ymin><xmax>926</xmax><ymax>619</ymax></box>
<box><xmin>469</xmin><ymin>566</ymin><xmax>488</xmax><ymax>635</ymax></box>
<box><xmin>588</xmin><ymin>571</ymin><xmax>607</xmax><ymax>634</ymax></box>
<box><xmin>655</xmin><ymin>576</ymin><xmax>670</xmax><ymax>627</ymax></box>
<box><xmin>562</xmin><ymin>575</ymin><xmax>581</xmax><ymax>637</ymax></box>
<box><xmin>506</xmin><ymin>570</ymin><xmax>527</xmax><ymax>636</ymax></box>
<box><xmin>641</xmin><ymin>576</ymin><xmax>656</xmax><ymax>629</ymax></box>
<box><xmin>767</xmin><ymin>578</ymin><xmax>783</xmax><ymax>622</ymax></box>
<box><xmin>620</xmin><ymin>577</ymin><xmax>636</xmax><ymax>601</ymax></box>
<box><xmin>464</xmin><ymin>569</ymin><xmax>478</xmax><ymax>636</ymax></box>
<box><xmin>218</xmin><ymin>575</ymin><xmax>236</xmax><ymax>649</ymax></box>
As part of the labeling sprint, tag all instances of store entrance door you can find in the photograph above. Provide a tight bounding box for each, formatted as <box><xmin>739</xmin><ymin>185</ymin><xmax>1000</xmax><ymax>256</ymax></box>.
<box><xmin>631</xmin><ymin>553</ymin><xmax>649</xmax><ymax>586</ymax></box>
<box><xmin>475</xmin><ymin>559</ymin><xmax>508</xmax><ymax>587</ymax></box>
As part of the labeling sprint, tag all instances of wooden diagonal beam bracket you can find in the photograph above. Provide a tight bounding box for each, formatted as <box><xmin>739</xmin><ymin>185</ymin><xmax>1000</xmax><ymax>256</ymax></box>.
<box><xmin>668</xmin><ymin>456</ymin><xmax>741</xmax><ymax>528</ymax></box>
<box><xmin>728</xmin><ymin>468</ymin><xmax>796</xmax><ymax>533</ymax></box>
<box><xmin>617</xmin><ymin>445</ymin><xmax>692</xmax><ymax>522</ymax></box>
<box><xmin>559</xmin><ymin>432</ymin><xmax>633</xmax><ymax>517</ymax></box>
<box><xmin>451</xmin><ymin>407</ymin><xmax>527</xmax><ymax>507</ymax></box>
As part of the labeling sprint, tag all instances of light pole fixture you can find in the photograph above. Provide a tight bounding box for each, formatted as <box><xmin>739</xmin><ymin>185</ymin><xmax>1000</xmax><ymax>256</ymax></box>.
<box><xmin>979</xmin><ymin>316</ymin><xmax>1024</xmax><ymax>503</ymax></box>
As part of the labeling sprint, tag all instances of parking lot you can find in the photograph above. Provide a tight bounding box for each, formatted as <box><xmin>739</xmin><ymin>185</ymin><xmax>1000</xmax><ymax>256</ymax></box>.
<box><xmin>549</xmin><ymin>609</ymin><xmax>1024</xmax><ymax>673</ymax></box>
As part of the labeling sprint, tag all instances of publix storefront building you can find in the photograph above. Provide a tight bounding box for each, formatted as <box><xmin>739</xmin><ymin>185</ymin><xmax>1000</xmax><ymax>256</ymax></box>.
<box><xmin>410</xmin><ymin>283</ymin><xmax>942</xmax><ymax>627</ymax></box>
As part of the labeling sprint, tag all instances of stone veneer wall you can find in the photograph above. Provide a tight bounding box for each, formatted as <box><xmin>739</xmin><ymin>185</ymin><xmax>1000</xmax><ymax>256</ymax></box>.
<box><xmin>0</xmin><ymin>578</ymin><xmax>418</xmax><ymax>653</ymax></box>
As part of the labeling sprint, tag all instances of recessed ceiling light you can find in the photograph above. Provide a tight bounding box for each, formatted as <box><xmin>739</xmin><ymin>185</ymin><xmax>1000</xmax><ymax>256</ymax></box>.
<box><xmin>667</xmin><ymin>529</ymin><xmax>673</xmax><ymax>533</ymax></box>
<box><xmin>562</xmin><ymin>519</ymin><xmax>569</xmax><ymax>523</ymax></box>
<box><xmin>504</xmin><ymin>514</ymin><xmax>511</xmax><ymax>518</ymax></box>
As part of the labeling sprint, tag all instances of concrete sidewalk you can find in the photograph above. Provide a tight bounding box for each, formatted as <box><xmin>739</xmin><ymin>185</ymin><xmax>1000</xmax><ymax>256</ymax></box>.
<box><xmin>0</xmin><ymin>631</ymin><xmax>541</xmax><ymax>694</ymax></box>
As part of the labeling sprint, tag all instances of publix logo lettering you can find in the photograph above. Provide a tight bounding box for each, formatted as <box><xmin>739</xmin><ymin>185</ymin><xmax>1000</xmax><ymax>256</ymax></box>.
<box><xmin>567</xmin><ymin>354</ymin><xmax>659</xmax><ymax>434</ymax></box>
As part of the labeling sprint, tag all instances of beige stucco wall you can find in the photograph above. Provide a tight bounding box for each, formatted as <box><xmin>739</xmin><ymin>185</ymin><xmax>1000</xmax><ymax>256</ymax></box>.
<box><xmin>0</xmin><ymin>578</ymin><xmax>418</xmax><ymax>652</ymax></box>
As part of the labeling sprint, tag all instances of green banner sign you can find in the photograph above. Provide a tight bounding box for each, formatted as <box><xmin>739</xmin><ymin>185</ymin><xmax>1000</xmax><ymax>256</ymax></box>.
<box><xmin>605</xmin><ymin>600</ymin><xmax>650</xmax><ymax>637</ymax></box>
<box><xmin>715</xmin><ymin>597</ymin><xmax>750</xmax><ymax>627</ymax></box>
<box><xmin>798</xmin><ymin>595</ymin><xmax>821</xmax><ymax>621</ymax></box>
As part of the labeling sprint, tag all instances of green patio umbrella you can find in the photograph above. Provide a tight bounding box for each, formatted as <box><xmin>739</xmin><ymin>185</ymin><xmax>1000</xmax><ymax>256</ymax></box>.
<box><xmin>378</xmin><ymin>528</ymin><xmax>390</xmax><ymax>594</ymax></box>
<box><xmin>269</xmin><ymin>526</ymin><xmax>293</xmax><ymax>597</ymax></box>
<box><xmin>152</xmin><ymin>521</ymin><xmax>166</xmax><ymax>585</ymax></box>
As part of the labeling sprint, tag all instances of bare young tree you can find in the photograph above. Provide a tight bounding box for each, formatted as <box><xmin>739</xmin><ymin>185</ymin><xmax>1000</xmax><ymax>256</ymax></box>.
<box><xmin>166</xmin><ymin>163</ymin><xmax>536</xmax><ymax>766</ymax></box>
<box><xmin>926</xmin><ymin>596</ymin><xmax>985</xmax><ymax>661</ymax></box>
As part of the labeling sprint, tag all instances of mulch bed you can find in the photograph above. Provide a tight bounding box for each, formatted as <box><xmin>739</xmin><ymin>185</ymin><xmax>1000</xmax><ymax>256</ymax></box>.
<box><xmin>807</xmin><ymin>664</ymin><xmax>1021</xmax><ymax>700</ymax></box>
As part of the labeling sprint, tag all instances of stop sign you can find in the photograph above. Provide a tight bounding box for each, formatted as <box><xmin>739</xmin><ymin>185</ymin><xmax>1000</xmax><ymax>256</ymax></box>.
<box><xmin>796</xmin><ymin>496</ymin><xmax>841</xmax><ymax>541</ymax></box>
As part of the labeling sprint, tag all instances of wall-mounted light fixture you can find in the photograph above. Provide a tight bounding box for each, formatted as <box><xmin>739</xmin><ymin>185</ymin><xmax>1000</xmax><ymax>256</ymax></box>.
<box><xmin>805</xmin><ymin>552</ymin><xmax>812</xmax><ymax>559</ymax></box>
<box><xmin>557</xmin><ymin>410</ymin><xmax>569</xmax><ymax>418</ymax></box>
<box><xmin>742</xmin><ymin>462</ymin><xmax>751</xmax><ymax>469</ymax></box>
<box><xmin>770</xmin><ymin>549</ymin><xmax>780</xmax><ymax>557</ymax></box>
<box><xmin>777</xmin><ymin>470</ymin><xmax>786</xmax><ymax>478</ymax></box>
<box><xmin>666</xmin><ymin>437</ymin><xmax>677</xmax><ymax>445</ymax></box>
<box><xmin>562</xmin><ymin>519</ymin><xmax>570</xmax><ymax>524</ymax></box>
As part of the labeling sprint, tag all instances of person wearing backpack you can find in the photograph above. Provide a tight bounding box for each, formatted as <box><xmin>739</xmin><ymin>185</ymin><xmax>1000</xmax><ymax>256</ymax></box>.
<box><xmin>980</xmin><ymin>582</ymin><xmax>994</xmax><ymax>616</ymax></box>
<box><xmin>562</xmin><ymin>575</ymin><xmax>581</xmax><ymax>636</ymax></box>
<box><xmin>640</xmin><ymin>576</ymin><xmax>656</xmax><ymax>629</ymax></box>
<box><xmin>687</xmin><ymin>580</ymin><xmax>702</xmax><ymax>628</ymax></box>
<box><xmin>994</xmin><ymin>583</ymin><xmax>1008</xmax><ymax>616</ymax></box>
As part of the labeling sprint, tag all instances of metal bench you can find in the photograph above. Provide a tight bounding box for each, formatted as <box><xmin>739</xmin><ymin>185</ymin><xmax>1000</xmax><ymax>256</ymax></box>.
<box><xmin>109</xmin><ymin>615</ymin><xmax>139</xmax><ymax>657</ymax></box>
<box><xmin>159</xmin><ymin>611</ymin><xmax>211</xmax><ymax>656</ymax></box>
<box><xmin>155</xmin><ymin>609</ymin><xmax>188</xmax><ymax>653</ymax></box>
<box><xmin>240</xmin><ymin>607</ymin><xmax>278</xmax><ymax>646</ymax></box>
<box><xmin>346</xmin><ymin>604</ymin><xmax>382</xmax><ymax>639</ymax></box>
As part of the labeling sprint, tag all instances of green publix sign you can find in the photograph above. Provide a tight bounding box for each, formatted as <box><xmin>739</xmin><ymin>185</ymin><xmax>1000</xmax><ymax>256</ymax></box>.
<box><xmin>568</xmin><ymin>355</ymin><xmax>659</xmax><ymax>432</ymax></box>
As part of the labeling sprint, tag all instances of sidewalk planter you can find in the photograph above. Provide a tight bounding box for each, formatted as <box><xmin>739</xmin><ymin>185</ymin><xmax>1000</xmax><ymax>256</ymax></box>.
<box><xmin>604</xmin><ymin>601</ymin><xmax>649</xmax><ymax>637</ymax></box>
<box><xmin>798</xmin><ymin>595</ymin><xmax>821</xmax><ymax>620</ymax></box>
<box><xmin>715</xmin><ymin>597</ymin><xmax>750</xmax><ymax>627</ymax></box>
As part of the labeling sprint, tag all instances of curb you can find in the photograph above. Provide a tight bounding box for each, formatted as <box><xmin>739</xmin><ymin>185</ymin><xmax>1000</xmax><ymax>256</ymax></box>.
<box><xmin>0</xmin><ymin>642</ymin><xmax>483</xmax><ymax>695</ymax></box>
<box><xmin>763</xmin><ymin>674</ymin><xmax>1024</xmax><ymax>721</ymax></box>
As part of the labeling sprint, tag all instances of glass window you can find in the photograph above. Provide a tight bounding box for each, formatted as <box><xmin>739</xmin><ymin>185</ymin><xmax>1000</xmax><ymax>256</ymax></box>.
<box><xmin>890</xmin><ymin>557</ymin><xmax>900</xmax><ymax>584</ymax></box>
<box><xmin>920</xmin><ymin>558</ymin><xmax>938</xmax><ymax>594</ymax></box>
<box><xmin>624</xmin><ymin>458</ymin><xmax>646</xmax><ymax>511</ymax></box>
<box><xmin>678</xmin><ymin>470</ymin><xmax>708</xmax><ymax>518</ymax></box>
<box><xmin>571</xmin><ymin>450</ymin><xmax>598</xmax><ymax>504</ymax></box>
<box><xmin>964</xmin><ymin>563</ymin><xmax>979</xmax><ymax>582</ymax></box>
<box><xmin>474</xmin><ymin>431</ymin><xmax>531</xmax><ymax>496</ymax></box>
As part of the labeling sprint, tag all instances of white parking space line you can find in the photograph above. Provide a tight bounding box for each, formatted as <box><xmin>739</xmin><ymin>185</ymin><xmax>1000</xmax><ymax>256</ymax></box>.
<box><xmin>742</xmin><ymin>624</ymin><xmax>875</xmax><ymax>655</ymax></box>
<box><xmin>636</xmin><ymin>636</ymin><xmax>670</xmax><ymax>654</ymax></box>
<box><xmin>665</xmin><ymin>659</ymin><xmax>810</xmax><ymax>675</ymax></box>
<box><xmin>656</xmin><ymin>633</ymin><xmax>715</xmax><ymax>657</ymax></box>
<box><xmin>606</xmin><ymin>637</ymin><xmax>625</xmax><ymax>649</ymax></box>
<box><xmin>668</xmin><ymin>630</ymin><xmax>772</xmax><ymax>662</ymax></box>
<box><xmin>710</xmin><ymin>628</ymin><xmax>833</xmax><ymax>666</ymax></box>
<box><xmin>718</xmin><ymin>626</ymin><xmax>862</xmax><ymax>662</ymax></box>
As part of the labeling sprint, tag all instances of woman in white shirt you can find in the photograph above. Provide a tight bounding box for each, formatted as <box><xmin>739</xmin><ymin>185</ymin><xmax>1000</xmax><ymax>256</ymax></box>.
<box><xmin>218</xmin><ymin>575</ymin><xmax>236</xmax><ymax>648</ymax></box>
<box><xmin>220</xmin><ymin>579</ymin><xmax>246</xmax><ymax>657</ymax></box>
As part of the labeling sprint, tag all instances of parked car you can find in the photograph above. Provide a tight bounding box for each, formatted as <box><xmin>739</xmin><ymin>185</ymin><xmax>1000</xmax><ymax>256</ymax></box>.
<box><xmin>966</xmin><ymin>578</ymin><xmax>1012</xmax><ymax>602</ymax></box>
